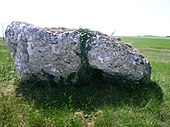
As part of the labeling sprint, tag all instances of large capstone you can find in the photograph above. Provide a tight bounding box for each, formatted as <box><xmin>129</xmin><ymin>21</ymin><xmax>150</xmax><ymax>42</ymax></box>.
<box><xmin>5</xmin><ymin>21</ymin><xmax>151</xmax><ymax>85</ymax></box>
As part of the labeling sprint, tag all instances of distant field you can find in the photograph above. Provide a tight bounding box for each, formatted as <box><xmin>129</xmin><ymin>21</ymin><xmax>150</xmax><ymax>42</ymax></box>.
<box><xmin>122</xmin><ymin>36</ymin><xmax>170</xmax><ymax>49</ymax></box>
<box><xmin>122</xmin><ymin>36</ymin><xmax>170</xmax><ymax>63</ymax></box>
<box><xmin>1</xmin><ymin>37</ymin><xmax>170</xmax><ymax>127</ymax></box>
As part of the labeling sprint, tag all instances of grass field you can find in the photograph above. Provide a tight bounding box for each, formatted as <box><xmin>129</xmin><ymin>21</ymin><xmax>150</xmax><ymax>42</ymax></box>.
<box><xmin>0</xmin><ymin>36</ymin><xmax>170</xmax><ymax>127</ymax></box>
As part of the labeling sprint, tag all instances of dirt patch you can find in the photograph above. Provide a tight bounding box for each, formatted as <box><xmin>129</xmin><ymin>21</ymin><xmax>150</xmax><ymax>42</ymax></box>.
<box><xmin>74</xmin><ymin>110</ymin><xmax>103</xmax><ymax>127</ymax></box>
<box><xmin>0</xmin><ymin>84</ymin><xmax>16</xmax><ymax>96</ymax></box>
<box><xmin>45</xmin><ymin>27</ymin><xmax>72</xmax><ymax>34</ymax></box>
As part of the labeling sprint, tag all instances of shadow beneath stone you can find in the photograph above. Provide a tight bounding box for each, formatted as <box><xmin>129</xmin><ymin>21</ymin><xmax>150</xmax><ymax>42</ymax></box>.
<box><xmin>15</xmin><ymin>79</ymin><xmax>164</xmax><ymax>113</ymax></box>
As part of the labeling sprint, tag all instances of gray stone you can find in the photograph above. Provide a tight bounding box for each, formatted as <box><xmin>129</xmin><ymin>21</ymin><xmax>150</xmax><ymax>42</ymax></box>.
<box><xmin>5</xmin><ymin>21</ymin><xmax>151</xmax><ymax>85</ymax></box>
<box><xmin>5</xmin><ymin>21</ymin><xmax>81</xmax><ymax>82</ymax></box>
<box><xmin>88</xmin><ymin>33</ymin><xmax>151</xmax><ymax>85</ymax></box>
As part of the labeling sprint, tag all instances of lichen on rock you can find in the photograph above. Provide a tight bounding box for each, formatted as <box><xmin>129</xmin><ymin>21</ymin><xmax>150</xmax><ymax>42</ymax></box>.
<box><xmin>5</xmin><ymin>21</ymin><xmax>151</xmax><ymax>86</ymax></box>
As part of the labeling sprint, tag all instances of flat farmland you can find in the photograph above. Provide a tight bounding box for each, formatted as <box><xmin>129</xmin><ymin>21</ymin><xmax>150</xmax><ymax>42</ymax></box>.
<box><xmin>1</xmin><ymin>36</ymin><xmax>170</xmax><ymax>127</ymax></box>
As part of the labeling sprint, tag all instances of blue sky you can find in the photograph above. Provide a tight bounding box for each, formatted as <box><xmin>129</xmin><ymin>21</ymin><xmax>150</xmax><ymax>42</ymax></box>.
<box><xmin>0</xmin><ymin>0</ymin><xmax>170</xmax><ymax>36</ymax></box>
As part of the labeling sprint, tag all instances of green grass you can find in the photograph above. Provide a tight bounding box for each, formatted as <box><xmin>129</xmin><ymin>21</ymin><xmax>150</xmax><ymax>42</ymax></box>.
<box><xmin>1</xmin><ymin>37</ymin><xmax>170</xmax><ymax>126</ymax></box>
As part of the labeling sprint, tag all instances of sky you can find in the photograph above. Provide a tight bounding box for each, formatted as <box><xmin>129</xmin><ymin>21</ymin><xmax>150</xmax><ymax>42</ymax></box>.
<box><xmin>0</xmin><ymin>0</ymin><xmax>170</xmax><ymax>37</ymax></box>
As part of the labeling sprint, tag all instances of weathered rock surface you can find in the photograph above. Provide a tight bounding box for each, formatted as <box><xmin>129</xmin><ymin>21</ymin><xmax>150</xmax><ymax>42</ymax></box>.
<box><xmin>5</xmin><ymin>21</ymin><xmax>151</xmax><ymax>85</ymax></box>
